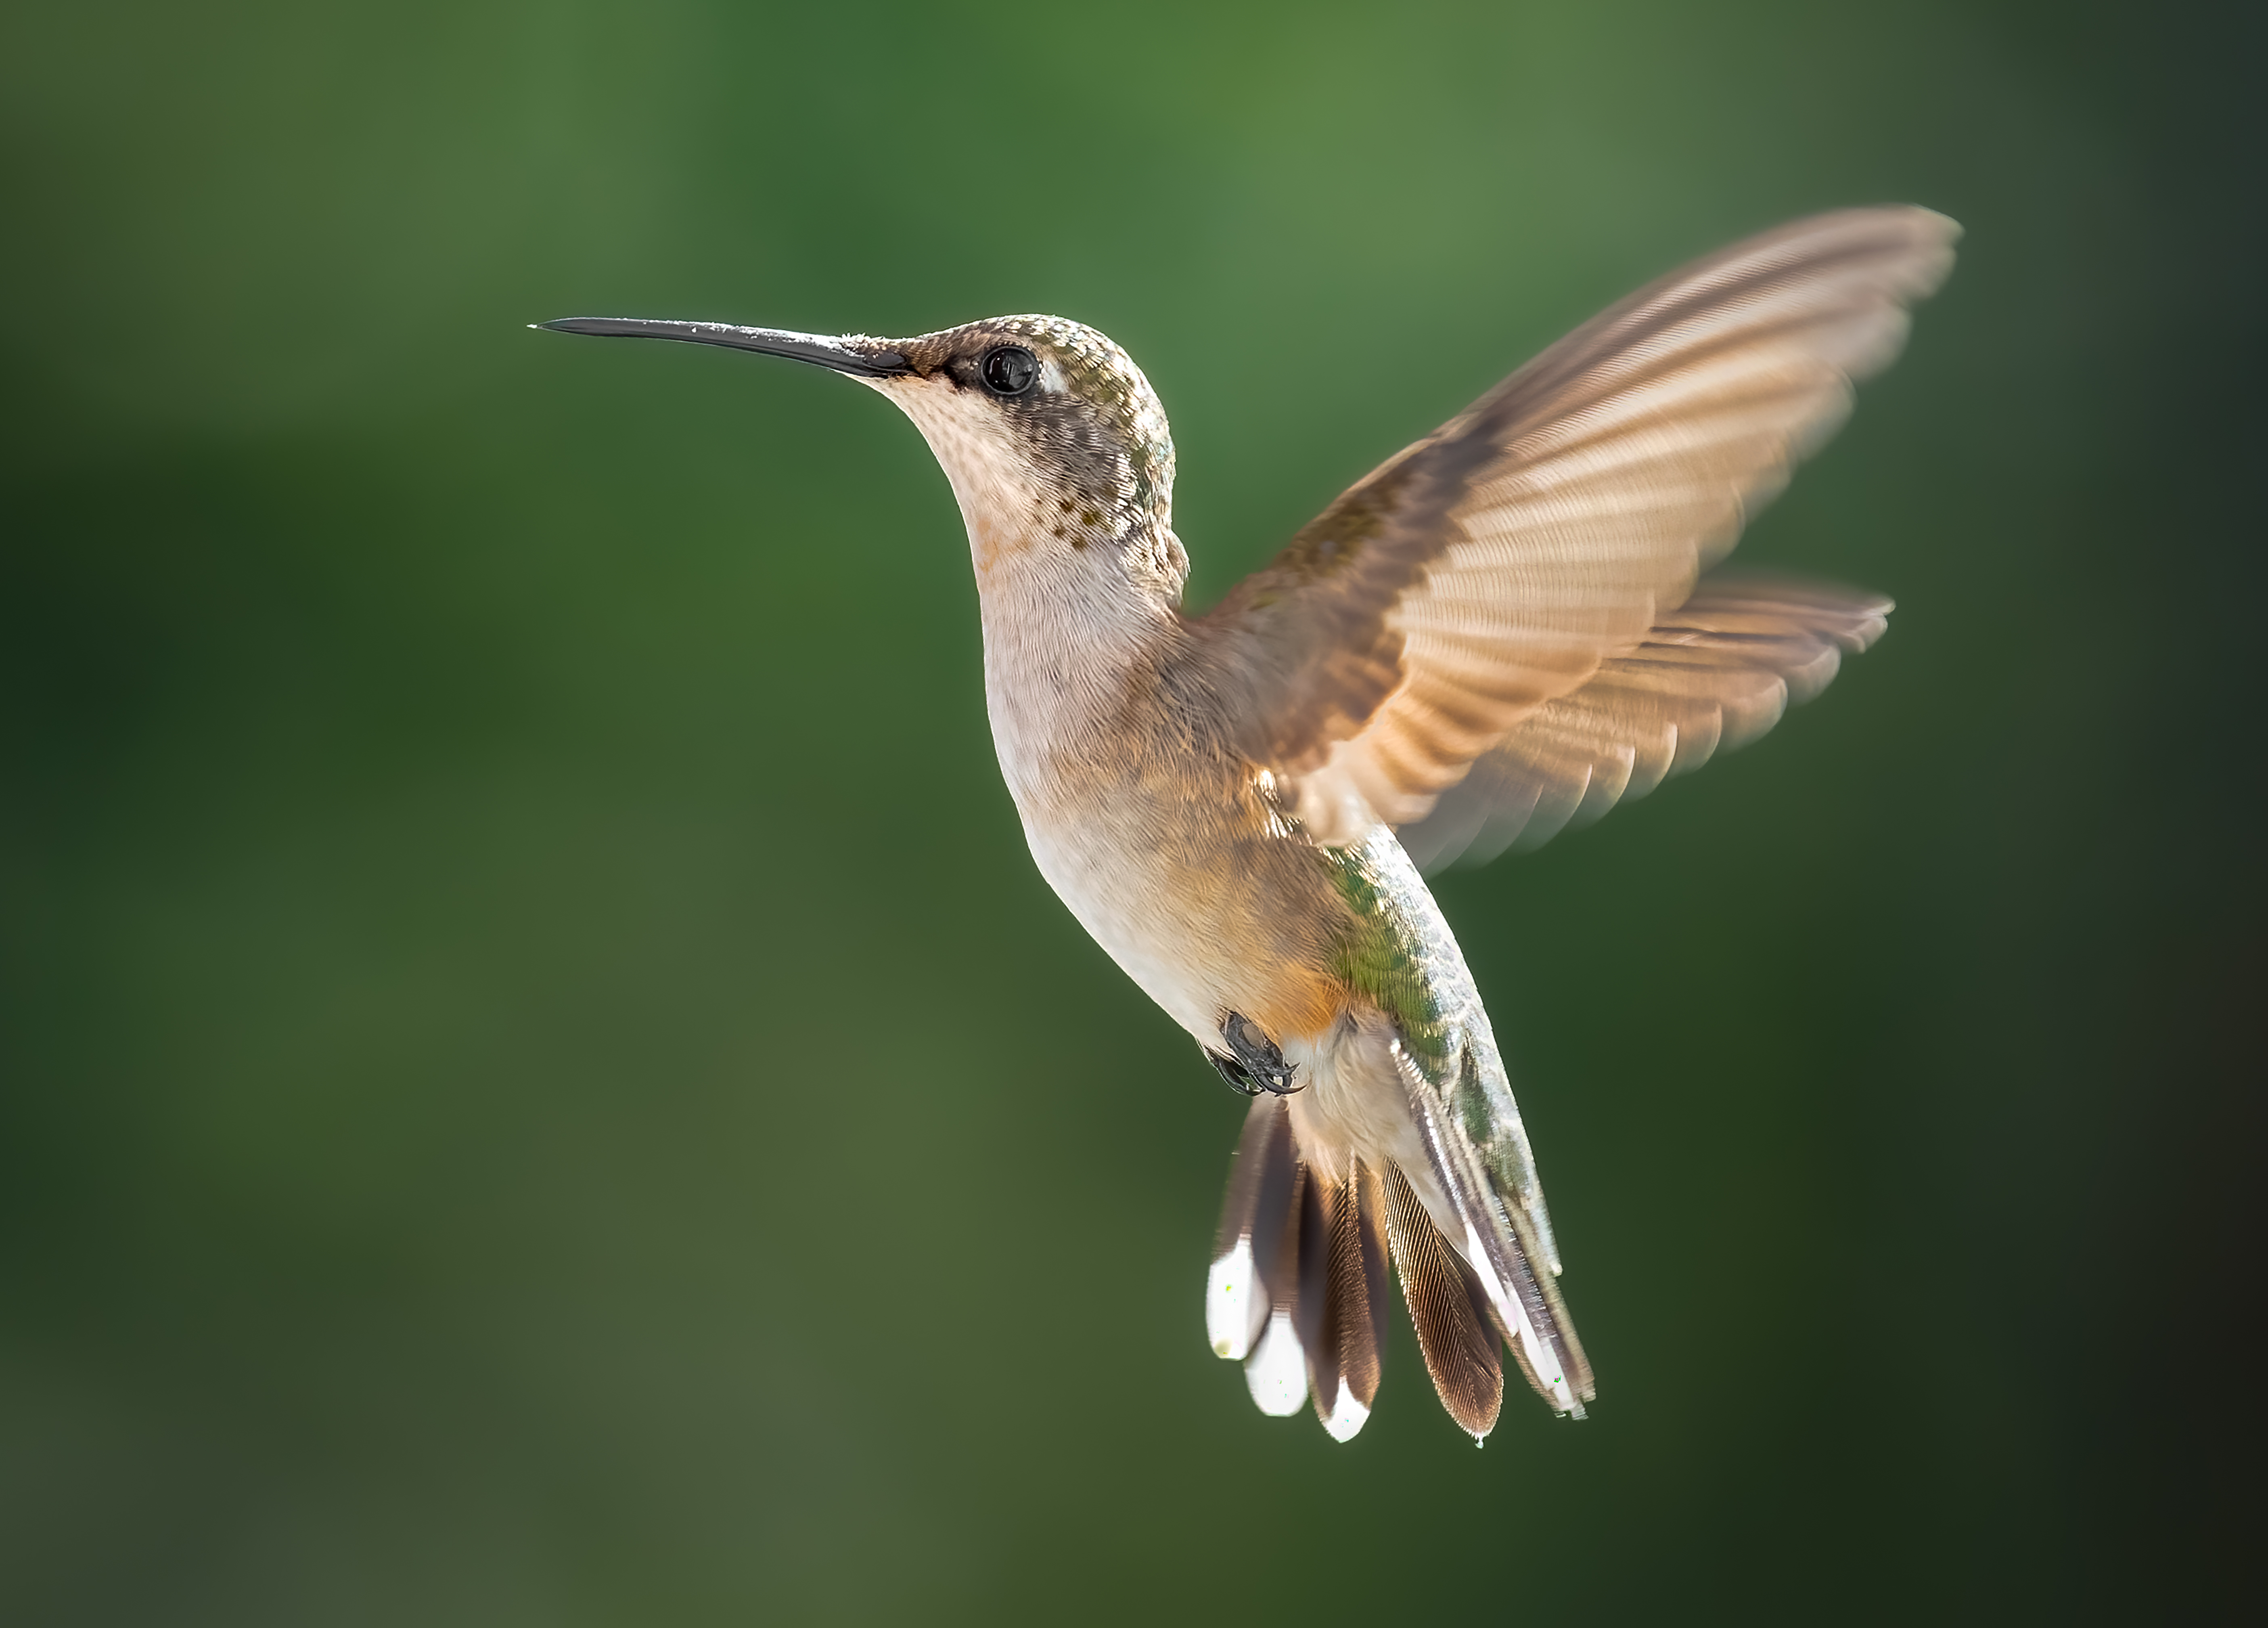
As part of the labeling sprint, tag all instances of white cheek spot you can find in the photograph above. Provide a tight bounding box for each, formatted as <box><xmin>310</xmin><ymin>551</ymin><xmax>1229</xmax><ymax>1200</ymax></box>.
<box><xmin>1242</xmin><ymin>1310</ymin><xmax>1308</xmax><ymax>1417</ymax></box>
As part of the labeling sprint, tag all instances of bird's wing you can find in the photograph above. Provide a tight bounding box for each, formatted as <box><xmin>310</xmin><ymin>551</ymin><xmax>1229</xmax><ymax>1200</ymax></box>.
<box><xmin>1394</xmin><ymin>574</ymin><xmax>1891</xmax><ymax>871</ymax></box>
<box><xmin>1189</xmin><ymin>207</ymin><xmax>1956</xmax><ymax>846</ymax></box>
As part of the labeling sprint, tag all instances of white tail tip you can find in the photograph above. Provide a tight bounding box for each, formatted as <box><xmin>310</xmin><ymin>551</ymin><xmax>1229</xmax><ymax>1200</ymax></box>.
<box><xmin>1206</xmin><ymin>1237</ymin><xmax>1259</xmax><ymax>1360</ymax></box>
<box><xmin>1321</xmin><ymin>1380</ymin><xmax>1370</xmax><ymax>1442</ymax></box>
<box><xmin>1243</xmin><ymin>1310</ymin><xmax>1308</xmax><ymax>1417</ymax></box>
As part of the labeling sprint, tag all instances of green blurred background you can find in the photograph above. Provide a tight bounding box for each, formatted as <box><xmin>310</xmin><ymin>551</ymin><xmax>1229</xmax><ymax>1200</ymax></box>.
<box><xmin>3</xmin><ymin>1</ymin><xmax>2260</xmax><ymax>1621</ymax></box>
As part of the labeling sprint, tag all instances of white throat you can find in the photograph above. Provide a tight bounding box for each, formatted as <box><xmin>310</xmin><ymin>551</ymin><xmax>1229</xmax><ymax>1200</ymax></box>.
<box><xmin>868</xmin><ymin>379</ymin><xmax>1179</xmax><ymax>812</ymax></box>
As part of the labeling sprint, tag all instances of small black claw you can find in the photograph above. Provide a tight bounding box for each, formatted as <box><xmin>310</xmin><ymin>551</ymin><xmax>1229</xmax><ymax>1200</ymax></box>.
<box><xmin>1218</xmin><ymin>1011</ymin><xmax>1302</xmax><ymax>1095</ymax></box>
<box><xmin>1207</xmin><ymin>1049</ymin><xmax>1262</xmax><ymax>1097</ymax></box>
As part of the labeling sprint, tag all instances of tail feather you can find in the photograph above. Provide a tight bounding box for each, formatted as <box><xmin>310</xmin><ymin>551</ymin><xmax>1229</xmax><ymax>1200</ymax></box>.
<box><xmin>1379</xmin><ymin>1162</ymin><xmax>1503</xmax><ymax>1442</ymax></box>
<box><xmin>1343</xmin><ymin>1163</ymin><xmax>1393</xmax><ymax>1416</ymax></box>
<box><xmin>1207</xmin><ymin>1094</ymin><xmax>1297</xmax><ymax>1361</ymax></box>
<box><xmin>1209</xmin><ymin>1098</ymin><xmax>1565</xmax><ymax>1443</ymax></box>
<box><xmin>1391</xmin><ymin>1037</ymin><xmax>1596</xmax><ymax>1418</ymax></box>
<box><xmin>1211</xmin><ymin>1103</ymin><xmax>1400</xmax><ymax>1438</ymax></box>
<box><xmin>1244</xmin><ymin>1158</ymin><xmax>1310</xmax><ymax>1416</ymax></box>
<box><xmin>1301</xmin><ymin>1161</ymin><xmax>1393</xmax><ymax>1441</ymax></box>
<box><xmin>1293</xmin><ymin>1159</ymin><xmax>1332</xmax><ymax>1384</ymax></box>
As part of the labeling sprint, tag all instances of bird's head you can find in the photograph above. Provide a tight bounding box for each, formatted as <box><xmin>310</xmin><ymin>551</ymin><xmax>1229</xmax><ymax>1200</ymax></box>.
<box><xmin>539</xmin><ymin>312</ymin><xmax>1187</xmax><ymax>607</ymax></box>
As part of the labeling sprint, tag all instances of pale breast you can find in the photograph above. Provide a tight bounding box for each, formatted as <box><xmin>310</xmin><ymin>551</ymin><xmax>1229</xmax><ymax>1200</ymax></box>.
<box><xmin>981</xmin><ymin>608</ymin><xmax>1353</xmax><ymax>1051</ymax></box>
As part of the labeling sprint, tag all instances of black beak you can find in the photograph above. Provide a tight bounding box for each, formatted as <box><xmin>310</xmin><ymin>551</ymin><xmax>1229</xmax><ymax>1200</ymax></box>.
<box><xmin>534</xmin><ymin>318</ymin><xmax>912</xmax><ymax>378</ymax></box>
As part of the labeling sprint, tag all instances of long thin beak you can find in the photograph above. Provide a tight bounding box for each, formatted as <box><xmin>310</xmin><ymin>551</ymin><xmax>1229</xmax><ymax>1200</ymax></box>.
<box><xmin>534</xmin><ymin>318</ymin><xmax>911</xmax><ymax>378</ymax></box>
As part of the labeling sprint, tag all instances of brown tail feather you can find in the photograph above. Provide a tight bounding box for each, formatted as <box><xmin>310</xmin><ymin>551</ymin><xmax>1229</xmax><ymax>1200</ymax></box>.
<box><xmin>1297</xmin><ymin>1162</ymin><xmax>1394</xmax><ymax>1438</ymax></box>
<box><xmin>1214</xmin><ymin>1113</ymin><xmax>1514</xmax><ymax>1440</ymax></box>
<box><xmin>1294</xmin><ymin>1161</ymin><xmax>1331</xmax><ymax>1379</ymax></box>
<box><xmin>1207</xmin><ymin>1095</ymin><xmax>1298</xmax><ymax>1361</ymax></box>
<box><xmin>1213</xmin><ymin>1096</ymin><xmax>1294</xmax><ymax>1267</ymax></box>
<box><xmin>1273</xmin><ymin>1158</ymin><xmax>1310</xmax><ymax>1339</ymax></box>
<box><xmin>1380</xmin><ymin>1162</ymin><xmax>1503</xmax><ymax>1441</ymax></box>
<box><xmin>1293</xmin><ymin>1164</ymin><xmax>1351</xmax><ymax>1433</ymax></box>
<box><xmin>1341</xmin><ymin>1162</ymin><xmax>1392</xmax><ymax>1413</ymax></box>
<box><xmin>1238</xmin><ymin>1154</ymin><xmax>1312</xmax><ymax>1416</ymax></box>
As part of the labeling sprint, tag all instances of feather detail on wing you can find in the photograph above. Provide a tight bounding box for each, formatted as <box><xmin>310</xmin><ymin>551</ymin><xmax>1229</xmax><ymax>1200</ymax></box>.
<box><xmin>1190</xmin><ymin>207</ymin><xmax>1956</xmax><ymax>846</ymax></box>
<box><xmin>1396</xmin><ymin>572</ymin><xmax>1892</xmax><ymax>870</ymax></box>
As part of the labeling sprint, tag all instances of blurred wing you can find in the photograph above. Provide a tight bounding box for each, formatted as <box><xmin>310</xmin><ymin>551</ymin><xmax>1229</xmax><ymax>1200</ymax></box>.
<box><xmin>1192</xmin><ymin>207</ymin><xmax>1956</xmax><ymax>844</ymax></box>
<box><xmin>1395</xmin><ymin>574</ymin><xmax>1891</xmax><ymax>871</ymax></box>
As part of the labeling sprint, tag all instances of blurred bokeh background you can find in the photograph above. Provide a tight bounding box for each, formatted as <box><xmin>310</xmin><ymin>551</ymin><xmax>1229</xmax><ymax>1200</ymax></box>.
<box><xmin>2</xmin><ymin>1</ymin><xmax>2260</xmax><ymax>1621</ymax></box>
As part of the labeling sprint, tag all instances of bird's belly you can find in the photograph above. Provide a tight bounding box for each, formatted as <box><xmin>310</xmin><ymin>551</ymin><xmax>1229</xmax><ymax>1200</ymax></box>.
<box><xmin>1013</xmin><ymin>794</ymin><xmax>1346</xmax><ymax>1055</ymax></box>
<box><xmin>1021</xmin><ymin>790</ymin><xmax>1505</xmax><ymax>1247</ymax></box>
<box><xmin>1029</xmin><ymin>808</ymin><xmax>1478</xmax><ymax>1232</ymax></box>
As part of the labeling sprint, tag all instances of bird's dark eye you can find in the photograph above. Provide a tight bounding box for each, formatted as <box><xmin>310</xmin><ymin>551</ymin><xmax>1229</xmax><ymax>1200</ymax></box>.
<box><xmin>980</xmin><ymin>345</ymin><xmax>1038</xmax><ymax>396</ymax></box>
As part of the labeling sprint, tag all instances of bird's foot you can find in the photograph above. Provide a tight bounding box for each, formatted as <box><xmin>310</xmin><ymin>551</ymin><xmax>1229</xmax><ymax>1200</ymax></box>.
<box><xmin>1207</xmin><ymin>1012</ymin><xmax>1301</xmax><ymax>1097</ymax></box>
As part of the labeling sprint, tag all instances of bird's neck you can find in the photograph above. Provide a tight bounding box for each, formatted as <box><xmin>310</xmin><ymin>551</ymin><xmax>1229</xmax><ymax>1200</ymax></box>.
<box><xmin>883</xmin><ymin>384</ymin><xmax>1192</xmax><ymax>807</ymax></box>
<box><xmin>969</xmin><ymin>520</ymin><xmax>1187</xmax><ymax>816</ymax></box>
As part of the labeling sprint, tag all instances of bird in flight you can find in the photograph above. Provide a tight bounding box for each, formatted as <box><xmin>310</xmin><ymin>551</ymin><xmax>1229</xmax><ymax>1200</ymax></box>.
<box><xmin>540</xmin><ymin>207</ymin><xmax>1958</xmax><ymax>1443</ymax></box>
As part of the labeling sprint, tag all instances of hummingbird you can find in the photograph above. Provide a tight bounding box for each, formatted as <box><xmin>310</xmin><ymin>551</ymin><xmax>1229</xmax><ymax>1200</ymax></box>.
<box><xmin>540</xmin><ymin>207</ymin><xmax>1957</xmax><ymax>1443</ymax></box>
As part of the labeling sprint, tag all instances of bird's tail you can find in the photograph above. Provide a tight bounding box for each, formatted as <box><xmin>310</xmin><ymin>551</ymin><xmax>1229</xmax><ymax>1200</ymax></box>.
<box><xmin>1206</xmin><ymin>1094</ymin><xmax>1530</xmax><ymax>1441</ymax></box>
